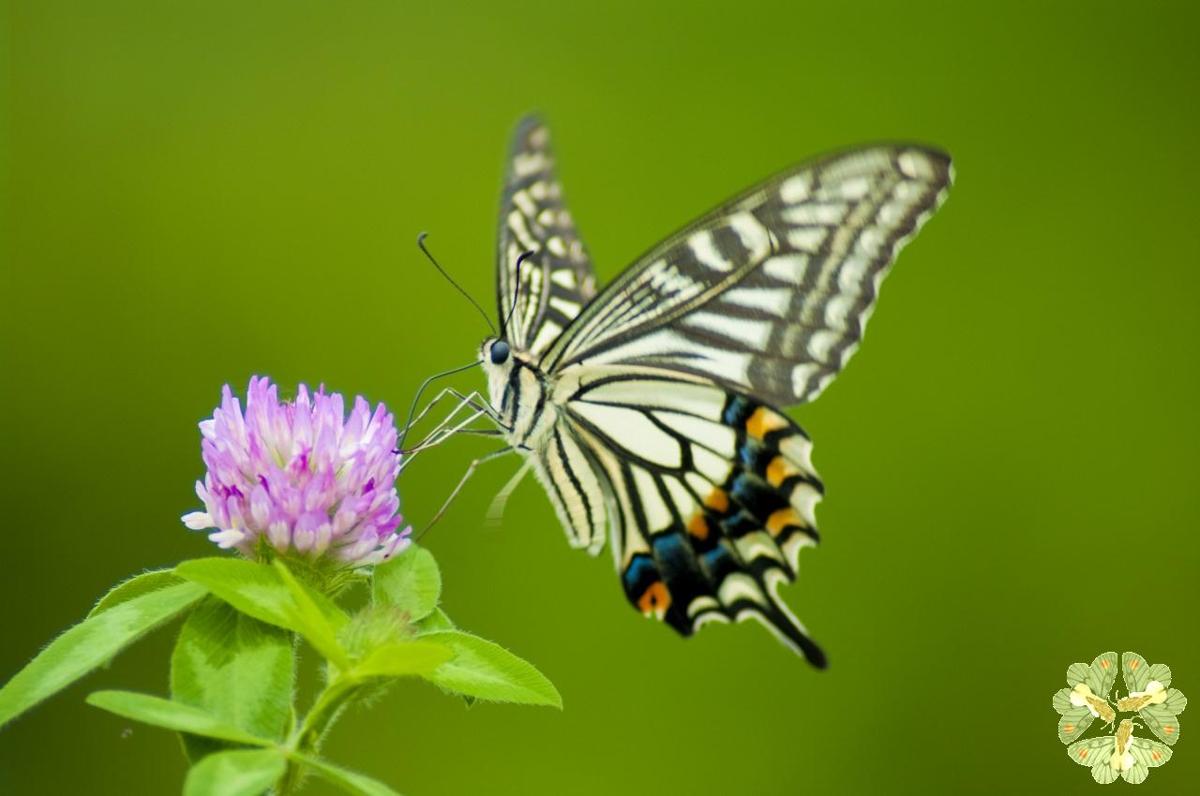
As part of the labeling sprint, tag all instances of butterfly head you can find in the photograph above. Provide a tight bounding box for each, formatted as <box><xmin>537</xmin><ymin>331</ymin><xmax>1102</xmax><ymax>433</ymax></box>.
<box><xmin>480</xmin><ymin>337</ymin><xmax>517</xmax><ymax>410</ymax></box>
<box><xmin>487</xmin><ymin>339</ymin><xmax>511</xmax><ymax>365</ymax></box>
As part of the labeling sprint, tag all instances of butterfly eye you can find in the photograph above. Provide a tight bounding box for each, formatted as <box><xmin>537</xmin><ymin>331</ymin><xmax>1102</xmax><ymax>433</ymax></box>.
<box><xmin>490</xmin><ymin>340</ymin><xmax>511</xmax><ymax>364</ymax></box>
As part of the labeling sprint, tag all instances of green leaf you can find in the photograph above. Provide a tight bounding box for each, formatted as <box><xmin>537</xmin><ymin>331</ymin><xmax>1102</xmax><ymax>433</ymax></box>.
<box><xmin>292</xmin><ymin>753</ymin><xmax>402</xmax><ymax>796</ymax></box>
<box><xmin>420</xmin><ymin>631</ymin><xmax>561</xmax><ymax>708</ymax></box>
<box><xmin>371</xmin><ymin>546</ymin><xmax>441</xmax><ymax>621</ymax></box>
<box><xmin>174</xmin><ymin>558</ymin><xmax>349</xmax><ymax>668</ymax></box>
<box><xmin>272</xmin><ymin>560</ymin><xmax>347</xmax><ymax>667</ymax></box>
<box><xmin>414</xmin><ymin>608</ymin><xmax>455</xmax><ymax>634</ymax></box>
<box><xmin>171</xmin><ymin>598</ymin><xmax>295</xmax><ymax>760</ymax></box>
<box><xmin>183</xmin><ymin>748</ymin><xmax>286</xmax><ymax>796</ymax></box>
<box><xmin>0</xmin><ymin>580</ymin><xmax>206</xmax><ymax>729</ymax></box>
<box><xmin>88</xmin><ymin>569</ymin><xmax>182</xmax><ymax>618</ymax></box>
<box><xmin>353</xmin><ymin>641</ymin><xmax>453</xmax><ymax>680</ymax></box>
<box><xmin>85</xmin><ymin>690</ymin><xmax>272</xmax><ymax>746</ymax></box>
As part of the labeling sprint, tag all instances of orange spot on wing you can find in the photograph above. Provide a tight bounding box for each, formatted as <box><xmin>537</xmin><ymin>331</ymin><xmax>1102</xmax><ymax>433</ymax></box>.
<box><xmin>1101</xmin><ymin>659</ymin><xmax>1111</xmax><ymax>669</ymax></box>
<box><xmin>1064</xmin><ymin>724</ymin><xmax>1075</xmax><ymax>733</ymax></box>
<box><xmin>1164</xmin><ymin>725</ymin><xmax>1176</xmax><ymax>734</ymax></box>
<box><xmin>703</xmin><ymin>488</ymin><xmax>729</xmax><ymax>513</ymax></box>
<box><xmin>687</xmin><ymin>512</ymin><xmax>710</xmax><ymax>540</ymax></box>
<box><xmin>1130</xmin><ymin>659</ymin><xmax>1141</xmax><ymax>670</ymax></box>
<box><xmin>637</xmin><ymin>581</ymin><xmax>671</xmax><ymax>618</ymax></box>
<box><xmin>1078</xmin><ymin>749</ymin><xmax>1089</xmax><ymax>759</ymax></box>
<box><xmin>1152</xmin><ymin>751</ymin><xmax>1162</xmax><ymax>761</ymax></box>
<box><xmin>766</xmin><ymin>456</ymin><xmax>798</xmax><ymax>487</ymax></box>
<box><xmin>766</xmin><ymin>508</ymin><xmax>802</xmax><ymax>537</ymax></box>
<box><xmin>746</xmin><ymin>407</ymin><xmax>787</xmax><ymax>440</ymax></box>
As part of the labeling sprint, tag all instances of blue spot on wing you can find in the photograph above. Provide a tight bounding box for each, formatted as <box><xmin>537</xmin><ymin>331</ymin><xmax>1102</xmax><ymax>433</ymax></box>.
<box><xmin>622</xmin><ymin>554</ymin><xmax>657</xmax><ymax>598</ymax></box>
<box><xmin>723</xmin><ymin>395</ymin><xmax>754</xmax><ymax>427</ymax></box>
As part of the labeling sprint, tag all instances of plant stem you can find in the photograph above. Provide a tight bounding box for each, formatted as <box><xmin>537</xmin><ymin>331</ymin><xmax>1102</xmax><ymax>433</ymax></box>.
<box><xmin>276</xmin><ymin>670</ymin><xmax>366</xmax><ymax>794</ymax></box>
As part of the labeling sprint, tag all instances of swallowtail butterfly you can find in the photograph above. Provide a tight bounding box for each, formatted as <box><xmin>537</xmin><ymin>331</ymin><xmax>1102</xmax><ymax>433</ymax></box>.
<box><xmin>475</xmin><ymin>117</ymin><xmax>951</xmax><ymax>667</ymax></box>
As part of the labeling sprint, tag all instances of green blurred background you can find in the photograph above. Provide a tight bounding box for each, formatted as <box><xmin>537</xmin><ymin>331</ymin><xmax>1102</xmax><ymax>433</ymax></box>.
<box><xmin>3</xmin><ymin>1</ymin><xmax>1199</xmax><ymax>793</ymax></box>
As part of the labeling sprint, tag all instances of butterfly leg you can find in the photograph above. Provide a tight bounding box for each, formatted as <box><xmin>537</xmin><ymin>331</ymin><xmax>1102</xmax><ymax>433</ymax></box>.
<box><xmin>485</xmin><ymin>456</ymin><xmax>534</xmax><ymax>527</ymax></box>
<box><xmin>401</xmin><ymin>390</ymin><xmax>509</xmax><ymax>468</ymax></box>
<box><xmin>416</xmin><ymin>446</ymin><xmax>517</xmax><ymax>539</ymax></box>
<box><xmin>402</xmin><ymin>387</ymin><xmax>488</xmax><ymax>441</ymax></box>
<box><xmin>406</xmin><ymin>403</ymin><xmax>487</xmax><ymax>456</ymax></box>
<box><xmin>409</xmin><ymin>386</ymin><xmax>498</xmax><ymax>429</ymax></box>
<box><xmin>402</xmin><ymin>387</ymin><xmax>511</xmax><ymax>448</ymax></box>
<box><xmin>402</xmin><ymin>414</ymin><xmax>490</xmax><ymax>475</ymax></box>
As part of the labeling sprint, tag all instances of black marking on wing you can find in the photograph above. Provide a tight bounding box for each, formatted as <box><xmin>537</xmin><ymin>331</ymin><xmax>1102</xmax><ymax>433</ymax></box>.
<box><xmin>496</xmin><ymin>115</ymin><xmax>598</xmax><ymax>355</ymax></box>
<box><xmin>542</xmin><ymin>146</ymin><xmax>953</xmax><ymax>407</ymax></box>
<box><xmin>564</xmin><ymin>379</ymin><xmax>826</xmax><ymax>667</ymax></box>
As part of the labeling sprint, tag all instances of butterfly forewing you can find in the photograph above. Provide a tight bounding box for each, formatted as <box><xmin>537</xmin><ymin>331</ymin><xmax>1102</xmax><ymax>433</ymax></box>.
<box><xmin>1058</xmin><ymin>708</ymin><xmax>1094</xmax><ymax>744</ymax></box>
<box><xmin>1123</xmin><ymin>651</ymin><xmax>1151</xmax><ymax>692</ymax></box>
<box><xmin>541</xmin><ymin>146</ymin><xmax>952</xmax><ymax>408</ymax></box>
<box><xmin>1067</xmin><ymin>736</ymin><xmax>1118</xmax><ymax>784</ymax></box>
<box><xmin>1087</xmin><ymin>651</ymin><xmax>1119</xmax><ymax>698</ymax></box>
<box><xmin>1142</xmin><ymin>702</ymin><xmax>1183</xmax><ymax>745</ymax></box>
<box><xmin>497</xmin><ymin>116</ymin><xmax>598</xmax><ymax>355</ymax></box>
<box><xmin>1129</xmin><ymin>736</ymin><xmax>1173</xmax><ymax>771</ymax></box>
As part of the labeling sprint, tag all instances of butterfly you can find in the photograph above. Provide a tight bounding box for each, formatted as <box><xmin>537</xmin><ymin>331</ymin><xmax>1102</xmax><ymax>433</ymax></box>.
<box><xmin>473</xmin><ymin>116</ymin><xmax>951</xmax><ymax>668</ymax></box>
<box><xmin>1067</xmin><ymin>718</ymin><xmax>1172</xmax><ymax>784</ymax></box>
<box><xmin>1117</xmin><ymin>652</ymin><xmax>1187</xmax><ymax>745</ymax></box>
<box><xmin>1054</xmin><ymin>651</ymin><xmax>1119</xmax><ymax>744</ymax></box>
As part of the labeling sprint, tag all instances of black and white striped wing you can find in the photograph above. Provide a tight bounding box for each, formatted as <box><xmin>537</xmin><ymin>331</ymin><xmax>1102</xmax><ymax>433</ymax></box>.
<box><xmin>496</xmin><ymin>116</ymin><xmax>598</xmax><ymax>356</ymax></box>
<box><xmin>540</xmin><ymin>146</ymin><xmax>952</xmax><ymax>406</ymax></box>
<box><xmin>534</xmin><ymin>368</ymin><xmax>829</xmax><ymax>667</ymax></box>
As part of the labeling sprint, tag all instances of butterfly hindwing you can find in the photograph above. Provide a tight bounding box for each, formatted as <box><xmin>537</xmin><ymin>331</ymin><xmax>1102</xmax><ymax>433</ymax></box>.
<box><xmin>530</xmin><ymin>420</ymin><xmax>612</xmax><ymax>555</ymax></box>
<box><xmin>561</xmin><ymin>370</ymin><xmax>826</xmax><ymax>666</ymax></box>
<box><xmin>497</xmin><ymin>116</ymin><xmax>598</xmax><ymax>355</ymax></box>
<box><xmin>1052</xmin><ymin>687</ymin><xmax>1074</xmax><ymax>715</ymax></box>
<box><xmin>542</xmin><ymin>146</ymin><xmax>952</xmax><ymax>409</ymax></box>
<box><xmin>1148</xmin><ymin>663</ymin><xmax>1173</xmax><ymax>689</ymax></box>
<box><xmin>1066</xmin><ymin>662</ymin><xmax>1092</xmax><ymax>688</ymax></box>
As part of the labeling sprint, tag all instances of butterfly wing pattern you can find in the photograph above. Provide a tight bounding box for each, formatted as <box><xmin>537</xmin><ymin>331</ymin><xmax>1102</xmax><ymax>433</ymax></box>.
<box><xmin>1126</xmin><ymin>735</ymin><xmax>1173</xmax><ymax>783</ymax></box>
<box><xmin>1067</xmin><ymin>735</ymin><xmax>1120</xmax><ymax>785</ymax></box>
<box><xmin>557</xmin><ymin>370</ymin><xmax>828</xmax><ymax>664</ymax></box>
<box><xmin>541</xmin><ymin>143</ymin><xmax>954</xmax><ymax>406</ymax></box>
<box><xmin>1121</xmin><ymin>651</ymin><xmax>1187</xmax><ymax>745</ymax></box>
<box><xmin>496</xmin><ymin>117</ymin><xmax>598</xmax><ymax>356</ymax></box>
<box><xmin>1055</xmin><ymin>652</ymin><xmax>1118</xmax><ymax>743</ymax></box>
<box><xmin>487</xmin><ymin>117</ymin><xmax>952</xmax><ymax>667</ymax></box>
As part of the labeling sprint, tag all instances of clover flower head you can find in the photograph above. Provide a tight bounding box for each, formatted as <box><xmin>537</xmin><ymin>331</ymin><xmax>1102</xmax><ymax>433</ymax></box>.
<box><xmin>182</xmin><ymin>376</ymin><xmax>409</xmax><ymax>567</ymax></box>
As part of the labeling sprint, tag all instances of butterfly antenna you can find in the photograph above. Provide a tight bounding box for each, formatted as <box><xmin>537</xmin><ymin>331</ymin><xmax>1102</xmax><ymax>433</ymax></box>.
<box><xmin>397</xmin><ymin>359</ymin><xmax>482</xmax><ymax>453</ymax></box>
<box><xmin>417</xmin><ymin>232</ymin><xmax>497</xmax><ymax>335</ymax></box>
<box><xmin>500</xmin><ymin>250</ymin><xmax>536</xmax><ymax>336</ymax></box>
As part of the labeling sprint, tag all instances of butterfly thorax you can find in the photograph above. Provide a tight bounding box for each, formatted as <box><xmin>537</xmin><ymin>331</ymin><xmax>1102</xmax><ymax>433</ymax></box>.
<box><xmin>1111</xmin><ymin>720</ymin><xmax>1136</xmax><ymax>771</ymax></box>
<box><xmin>1117</xmin><ymin>681</ymin><xmax>1168</xmax><ymax>712</ymax></box>
<box><xmin>480</xmin><ymin>338</ymin><xmax>556</xmax><ymax>449</ymax></box>
<box><xmin>1071</xmin><ymin>683</ymin><xmax>1116</xmax><ymax>723</ymax></box>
